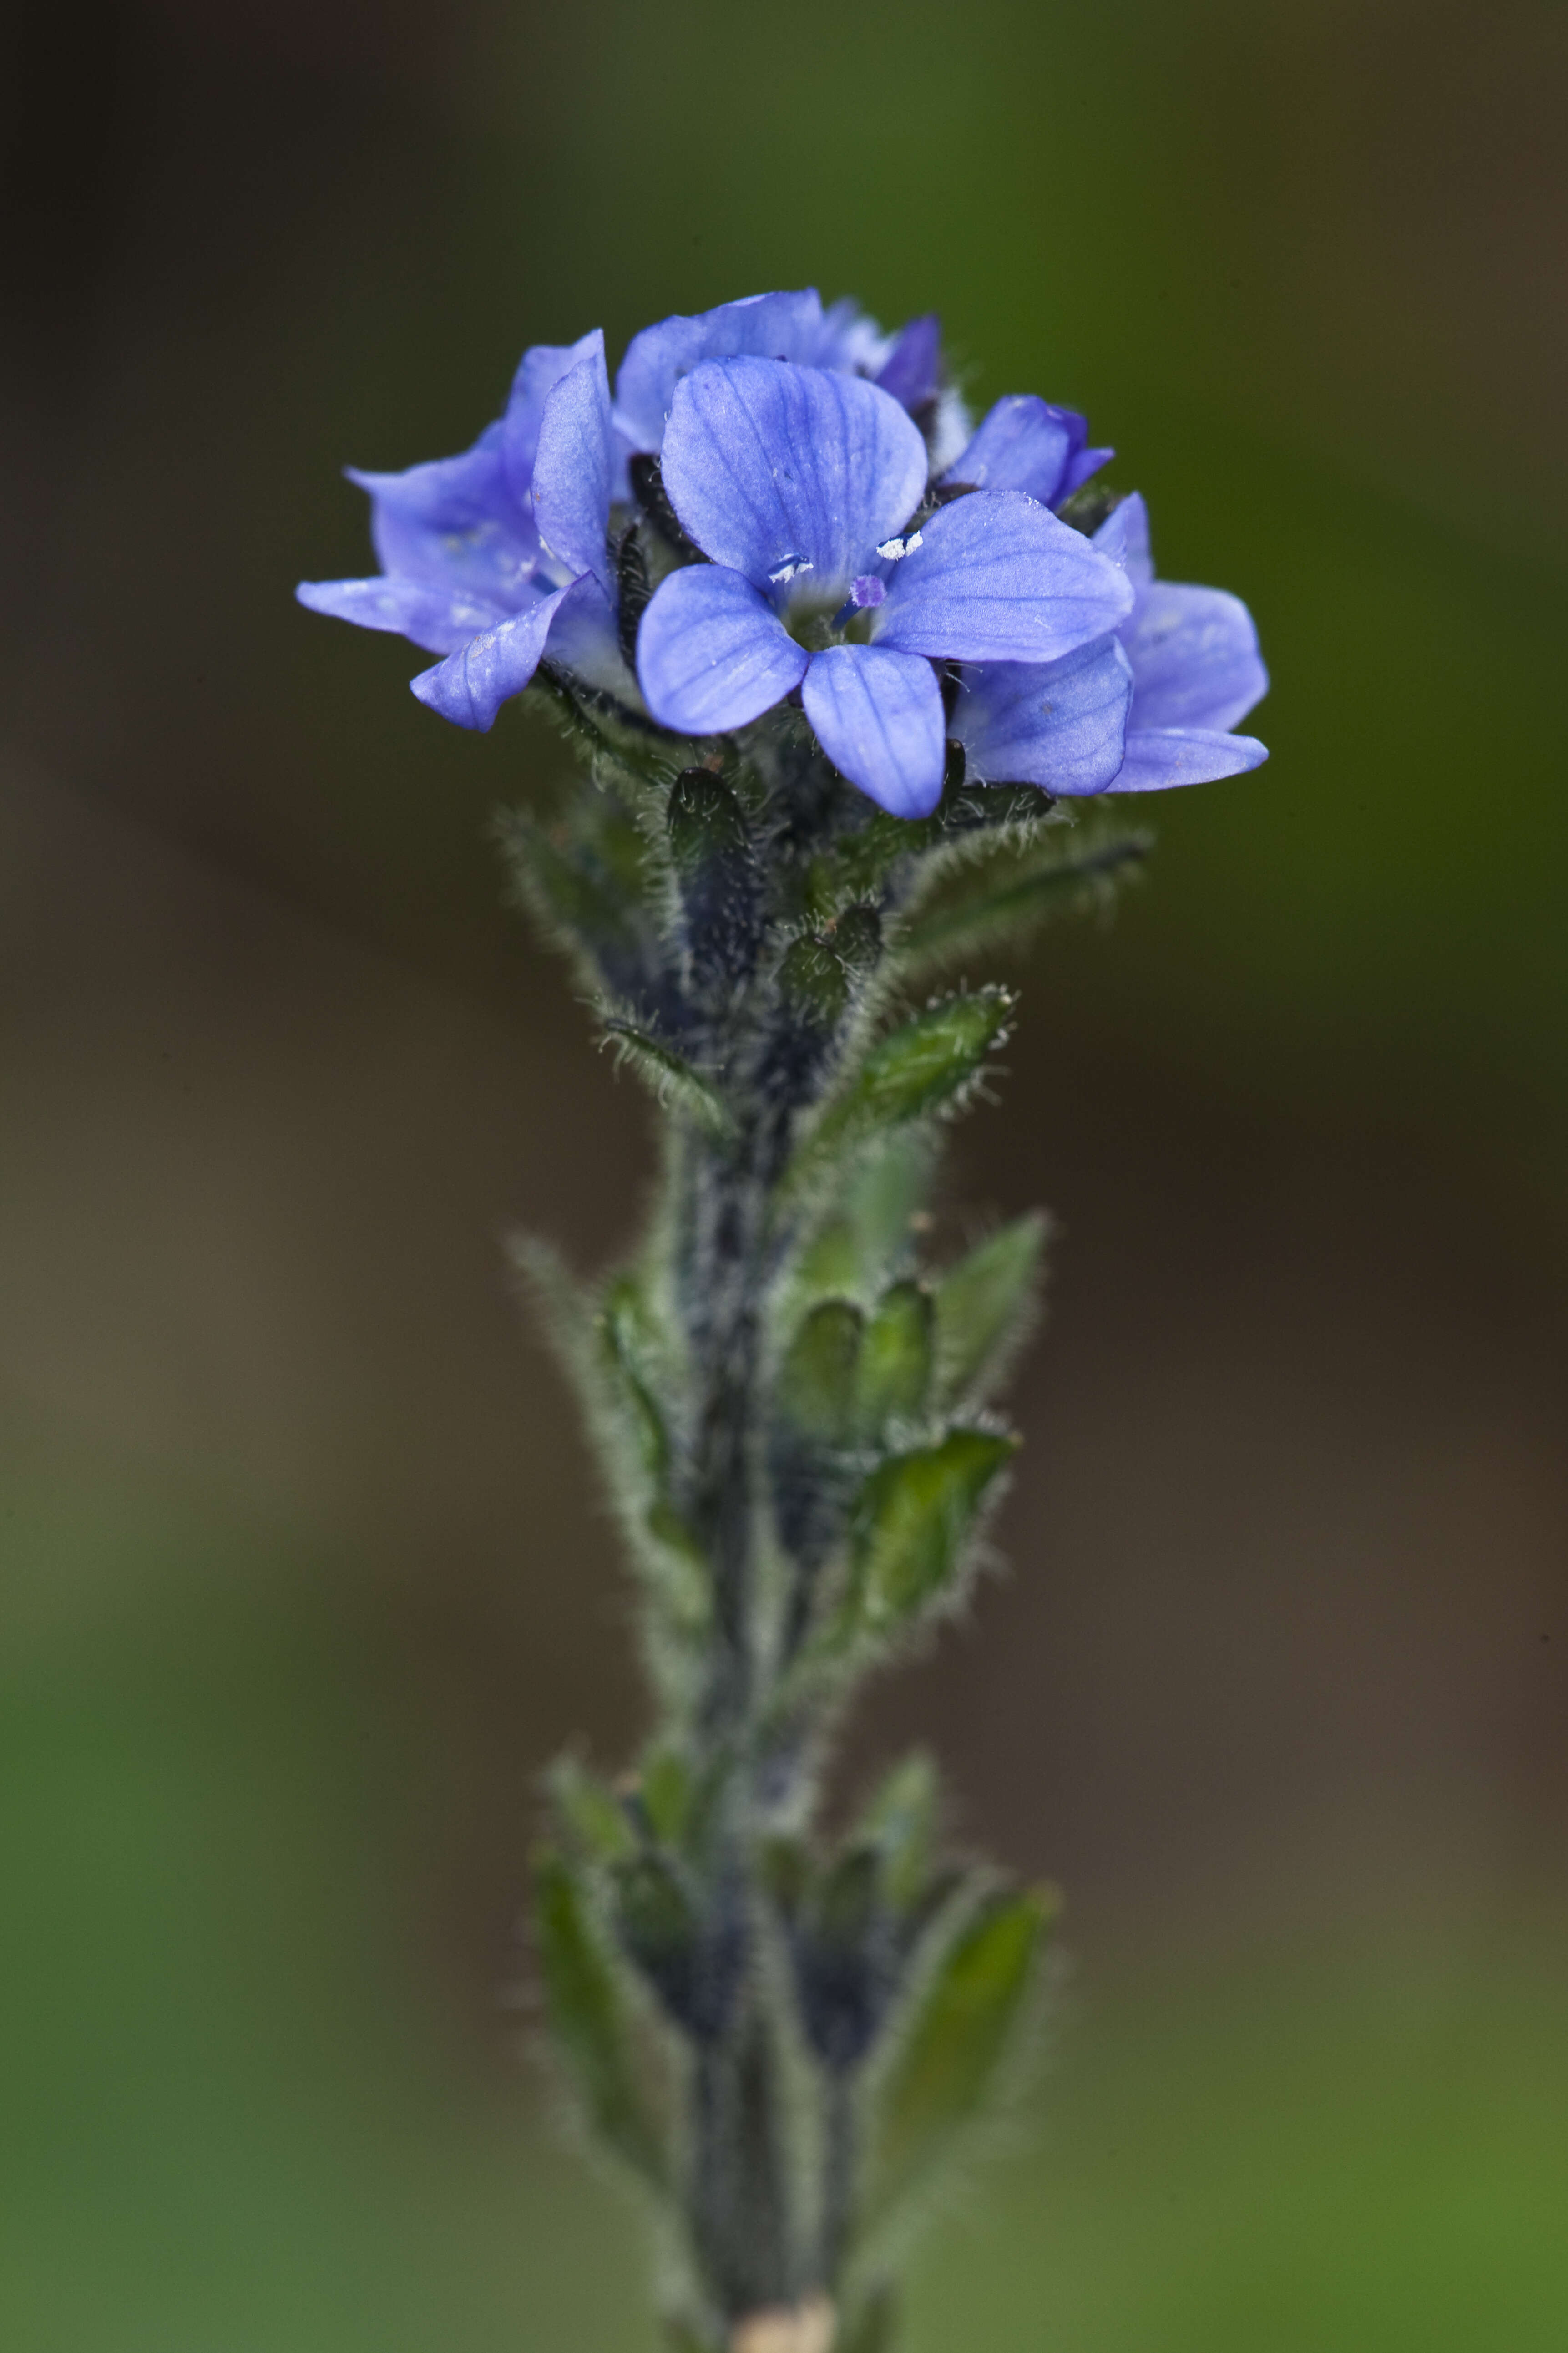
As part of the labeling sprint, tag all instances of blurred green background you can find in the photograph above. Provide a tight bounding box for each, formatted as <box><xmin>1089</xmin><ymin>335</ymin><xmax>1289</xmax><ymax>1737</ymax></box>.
<box><xmin>2</xmin><ymin>1</ymin><xmax>1566</xmax><ymax>2345</ymax></box>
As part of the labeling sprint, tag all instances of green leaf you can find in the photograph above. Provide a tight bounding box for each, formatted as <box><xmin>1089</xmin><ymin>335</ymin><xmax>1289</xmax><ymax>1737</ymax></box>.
<box><xmin>931</xmin><ymin>1213</ymin><xmax>1049</xmax><ymax>1410</ymax></box>
<box><xmin>532</xmin><ymin>1846</ymin><xmax>665</xmax><ymax>2187</ymax></box>
<box><xmin>786</xmin><ymin>988</ymin><xmax>1015</xmax><ymax>1196</ymax></box>
<box><xmin>550</xmin><ymin>1756</ymin><xmax>636</xmax><ymax>1866</ymax></box>
<box><xmin>855</xmin><ymin>1281</ymin><xmax>933</xmax><ymax>1435</ymax></box>
<box><xmin>776</xmin><ymin>1298</ymin><xmax>864</xmax><ymax>1445</ymax></box>
<box><xmin>894</xmin><ymin>821</ymin><xmax>1150</xmax><ymax>979</ymax></box>
<box><xmin>837</xmin><ymin>1429</ymin><xmax>1017</xmax><ymax>1642</ymax></box>
<box><xmin>602</xmin><ymin>1019</ymin><xmax>734</xmax><ymax>1141</ymax></box>
<box><xmin>869</xmin><ymin>1886</ymin><xmax>1054</xmax><ymax>2212</ymax></box>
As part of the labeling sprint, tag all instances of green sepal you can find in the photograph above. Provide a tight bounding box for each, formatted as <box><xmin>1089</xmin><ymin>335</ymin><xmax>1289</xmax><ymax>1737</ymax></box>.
<box><xmin>867</xmin><ymin>1885</ymin><xmax>1055</xmax><ymax>2216</ymax></box>
<box><xmin>855</xmin><ymin>1281</ymin><xmax>933</xmax><ymax>1437</ymax></box>
<box><xmin>784</xmin><ymin>988</ymin><xmax>1015</xmax><ymax>1198</ymax></box>
<box><xmin>602</xmin><ymin>1019</ymin><xmax>734</xmax><ymax>1142</ymax></box>
<box><xmin>776</xmin><ymin>1298</ymin><xmax>864</xmax><ymax>1445</ymax></box>
<box><xmin>532</xmin><ymin>1845</ymin><xmax>666</xmax><ymax>2189</ymax></box>
<box><xmin>835</xmin><ymin>1429</ymin><xmax>1018</xmax><ymax>1644</ymax></box>
<box><xmin>550</xmin><ymin>1755</ymin><xmax>637</xmax><ymax>1866</ymax></box>
<box><xmin>931</xmin><ymin>1213</ymin><xmax>1049</xmax><ymax>1410</ymax></box>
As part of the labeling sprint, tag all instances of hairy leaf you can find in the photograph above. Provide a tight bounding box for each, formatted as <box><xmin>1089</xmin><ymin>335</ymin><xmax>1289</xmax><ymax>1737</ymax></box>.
<box><xmin>855</xmin><ymin>1281</ymin><xmax>934</xmax><ymax>1436</ymax></box>
<box><xmin>868</xmin><ymin>1886</ymin><xmax>1054</xmax><ymax>2213</ymax></box>
<box><xmin>603</xmin><ymin>1019</ymin><xmax>734</xmax><ymax>1141</ymax></box>
<box><xmin>551</xmin><ymin>1756</ymin><xmax>637</xmax><ymax>1866</ymax></box>
<box><xmin>895</xmin><ymin>822</ymin><xmax>1150</xmax><ymax>978</ymax></box>
<box><xmin>837</xmin><ymin>1428</ymin><xmax>1018</xmax><ymax>1643</ymax></box>
<box><xmin>776</xmin><ymin>1298</ymin><xmax>864</xmax><ymax>1446</ymax></box>
<box><xmin>931</xmin><ymin>1213</ymin><xmax>1049</xmax><ymax>1410</ymax></box>
<box><xmin>786</xmin><ymin>989</ymin><xmax>1014</xmax><ymax>1196</ymax></box>
<box><xmin>533</xmin><ymin>1846</ymin><xmax>665</xmax><ymax>2187</ymax></box>
<box><xmin>855</xmin><ymin>1752</ymin><xmax>941</xmax><ymax>1915</ymax></box>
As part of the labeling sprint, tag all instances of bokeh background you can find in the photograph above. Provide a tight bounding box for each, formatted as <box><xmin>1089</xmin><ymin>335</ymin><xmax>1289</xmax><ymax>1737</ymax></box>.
<box><xmin>3</xmin><ymin>2</ymin><xmax>1566</xmax><ymax>2345</ymax></box>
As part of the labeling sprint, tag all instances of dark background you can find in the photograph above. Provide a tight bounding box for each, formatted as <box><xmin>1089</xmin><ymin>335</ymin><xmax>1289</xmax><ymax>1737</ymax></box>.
<box><xmin>3</xmin><ymin>3</ymin><xmax>1566</xmax><ymax>2346</ymax></box>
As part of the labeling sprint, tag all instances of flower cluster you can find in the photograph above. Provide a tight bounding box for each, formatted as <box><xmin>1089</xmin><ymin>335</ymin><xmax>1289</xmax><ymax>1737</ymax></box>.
<box><xmin>299</xmin><ymin>289</ymin><xmax>1267</xmax><ymax>819</ymax></box>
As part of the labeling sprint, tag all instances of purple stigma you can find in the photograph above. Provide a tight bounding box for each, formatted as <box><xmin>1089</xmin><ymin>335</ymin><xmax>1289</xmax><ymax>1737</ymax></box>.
<box><xmin>850</xmin><ymin>575</ymin><xmax>887</xmax><ymax>609</ymax></box>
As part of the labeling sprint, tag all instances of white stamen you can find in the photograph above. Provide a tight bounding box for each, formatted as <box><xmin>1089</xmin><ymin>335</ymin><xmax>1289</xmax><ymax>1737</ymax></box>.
<box><xmin>875</xmin><ymin>528</ymin><xmax>924</xmax><ymax>561</ymax></box>
<box><xmin>769</xmin><ymin>554</ymin><xmax>814</xmax><ymax>585</ymax></box>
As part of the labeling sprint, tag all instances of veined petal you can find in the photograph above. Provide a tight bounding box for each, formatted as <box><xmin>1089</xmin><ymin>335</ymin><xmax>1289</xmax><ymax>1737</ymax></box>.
<box><xmin>1124</xmin><ymin>581</ymin><xmax>1267</xmax><ymax>733</ymax></box>
<box><xmin>1062</xmin><ymin>441</ymin><xmax>1113</xmax><ymax>500</ymax></box>
<box><xmin>660</xmin><ymin>358</ymin><xmax>927</xmax><ymax>597</ymax></box>
<box><xmin>637</xmin><ymin>563</ymin><xmax>807</xmax><ymax>735</ymax></box>
<box><xmin>294</xmin><ymin>575</ymin><xmax>511</xmax><ymax>655</ymax></box>
<box><xmin>545</xmin><ymin>573</ymin><xmax>644</xmax><ymax>706</ymax></box>
<box><xmin>801</xmin><ymin>644</ymin><xmax>946</xmax><ymax>818</ymax></box>
<box><xmin>1093</xmin><ymin>491</ymin><xmax>1154</xmax><ymax>599</ymax></box>
<box><xmin>613</xmin><ymin>290</ymin><xmax>826</xmax><ymax>453</ymax></box>
<box><xmin>874</xmin><ymin>313</ymin><xmax>941</xmax><ymax>414</ymax></box>
<box><xmin>879</xmin><ymin>488</ymin><xmax>1133</xmax><ymax>664</ymax></box>
<box><xmin>1112</xmin><ymin>727</ymin><xmax>1269</xmax><ymax>791</ymax></box>
<box><xmin>532</xmin><ymin>346</ymin><xmax>616</xmax><ymax>597</ymax></box>
<box><xmin>945</xmin><ymin>395</ymin><xmax>1089</xmax><ymax>509</ymax></box>
<box><xmin>410</xmin><ymin>577</ymin><xmax>579</xmax><ymax>730</ymax></box>
<box><xmin>950</xmin><ymin>638</ymin><xmax>1133</xmax><ymax>796</ymax></box>
<box><xmin>501</xmin><ymin>327</ymin><xmax>605</xmax><ymax>503</ymax></box>
<box><xmin>347</xmin><ymin>425</ymin><xmax>537</xmax><ymax>605</ymax></box>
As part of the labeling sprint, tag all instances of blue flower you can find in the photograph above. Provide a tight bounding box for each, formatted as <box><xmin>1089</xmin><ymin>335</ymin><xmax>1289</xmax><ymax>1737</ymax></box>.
<box><xmin>296</xmin><ymin>328</ymin><xmax>631</xmax><ymax>731</ymax></box>
<box><xmin>941</xmin><ymin>392</ymin><xmax>1113</xmax><ymax>512</ymax></box>
<box><xmin>949</xmin><ymin>492</ymin><xmax>1268</xmax><ymax>796</ymax></box>
<box><xmin>634</xmin><ymin>358</ymin><xmax>1133</xmax><ymax>819</ymax></box>
<box><xmin>613</xmin><ymin>289</ymin><xmax>970</xmax><ymax>471</ymax></box>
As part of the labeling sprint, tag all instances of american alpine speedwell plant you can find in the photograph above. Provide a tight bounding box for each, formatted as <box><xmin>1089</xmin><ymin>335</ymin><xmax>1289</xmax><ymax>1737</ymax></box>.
<box><xmin>299</xmin><ymin>287</ymin><xmax>1267</xmax><ymax>2353</ymax></box>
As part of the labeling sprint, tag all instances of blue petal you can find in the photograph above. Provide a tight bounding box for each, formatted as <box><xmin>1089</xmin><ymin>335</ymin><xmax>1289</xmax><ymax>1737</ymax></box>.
<box><xmin>1123</xmin><ymin>582</ymin><xmax>1268</xmax><ymax>732</ymax></box>
<box><xmin>1062</xmin><ymin>441</ymin><xmax>1113</xmax><ymax>500</ymax></box>
<box><xmin>1111</xmin><ymin>728</ymin><xmax>1269</xmax><ymax>791</ymax></box>
<box><xmin>501</xmin><ymin>327</ymin><xmax>605</xmax><ymax>504</ymax></box>
<box><xmin>295</xmin><ymin>575</ymin><xmax>509</xmax><ymax>655</ymax></box>
<box><xmin>811</xmin><ymin>295</ymin><xmax>894</xmax><ymax>375</ymax></box>
<box><xmin>945</xmin><ymin>395</ymin><xmax>1090</xmax><ymax>508</ymax></box>
<box><xmin>950</xmin><ymin>638</ymin><xmax>1133</xmax><ymax>796</ymax></box>
<box><xmin>1092</xmin><ymin>492</ymin><xmax>1154</xmax><ymax>598</ymax></box>
<box><xmin>346</xmin><ymin>425</ymin><xmax>536</xmax><ymax>606</ymax></box>
<box><xmin>545</xmin><ymin>574</ymin><xmax>644</xmax><ymax>706</ymax></box>
<box><xmin>660</xmin><ymin>359</ymin><xmax>927</xmax><ymax>597</ymax></box>
<box><xmin>531</xmin><ymin>345</ymin><xmax>616</xmax><ymax>597</ymax></box>
<box><xmin>801</xmin><ymin>645</ymin><xmax>946</xmax><ymax>818</ymax></box>
<box><xmin>613</xmin><ymin>291</ymin><xmax>827</xmax><ymax>453</ymax></box>
<box><xmin>875</xmin><ymin>314</ymin><xmax>942</xmax><ymax>414</ymax></box>
<box><xmin>878</xmin><ymin>489</ymin><xmax>1134</xmax><ymax>664</ymax></box>
<box><xmin>409</xmin><ymin>578</ymin><xmax>579</xmax><ymax>730</ymax></box>
<box><xmin>637</xmin><ymin>563</ymin><xmax>807</xmax><ymax>735</ymax></box>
